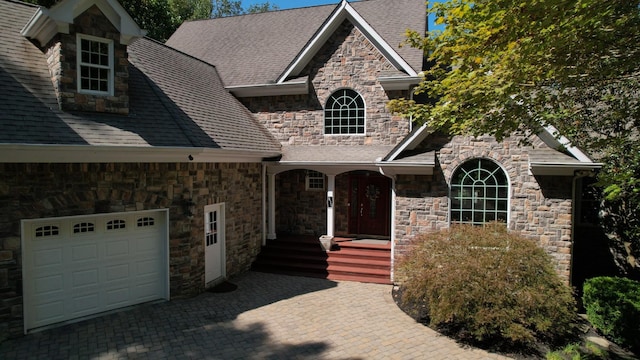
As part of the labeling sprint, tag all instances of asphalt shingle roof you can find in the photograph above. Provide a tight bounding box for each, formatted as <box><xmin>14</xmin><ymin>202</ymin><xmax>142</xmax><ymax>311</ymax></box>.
<box><xmin>0</xmin><ymin>0</ymin><xmax>280</xmax><ymax>154</ymax></box>
<box><xmin>166</xmin><ymin>0</ymin><xmax>426</xmax><ymax>87</ymax></box>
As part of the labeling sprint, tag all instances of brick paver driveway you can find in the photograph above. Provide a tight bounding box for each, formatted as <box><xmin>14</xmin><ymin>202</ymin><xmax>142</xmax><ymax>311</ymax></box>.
<box><xmin>0</xmin><ymin>272</ymin><xmax>511</xmax><ymax>359</ymax></box>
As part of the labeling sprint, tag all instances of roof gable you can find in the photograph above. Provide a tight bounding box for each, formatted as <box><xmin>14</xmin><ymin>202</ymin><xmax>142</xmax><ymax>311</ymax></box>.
<box><xmin>167</xmin><ymin>0</ymin><xmax>426</xmax><ymax>93</ymax></box>
<box><xmin>278</xmin><ymin>0</ymin><xmax>418</xmax><ymax>84</ymax></box>
<box><xmin>380</xmin><ymin>124</ymin><xmax>600</xmax><ymax>176</ymax></box>
<box><xmin>21</xmin><ymin>0</ymin><xmax>145</xmax><ymax>46</ymax></box>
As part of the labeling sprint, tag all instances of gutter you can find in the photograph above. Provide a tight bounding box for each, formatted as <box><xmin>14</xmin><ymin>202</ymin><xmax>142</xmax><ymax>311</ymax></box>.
<box><xmin>227</xmin><ymin>79</ymin><xmax>308</xmax><ymax>97</ymax></box>
<box><xmin>529</xmin><ymin>161</ymin><xmax>602</xmax><ymax>176</ymax></box>
<box><xmin>0</xmin><ymin>144</ymin><xmax>281</xmax><ymax>164</ymax></box>
<box><xmin>378</xmin><ymin>76</ymin><xmax>422</xmax><ymax>91</ymax></box>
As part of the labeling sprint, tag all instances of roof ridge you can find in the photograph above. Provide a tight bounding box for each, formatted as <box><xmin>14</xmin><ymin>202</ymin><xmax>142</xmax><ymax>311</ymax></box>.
<box><xmin>181</xmin><ymin>1</ymin><xmax>342</xmax><ymax>24</ymax></box>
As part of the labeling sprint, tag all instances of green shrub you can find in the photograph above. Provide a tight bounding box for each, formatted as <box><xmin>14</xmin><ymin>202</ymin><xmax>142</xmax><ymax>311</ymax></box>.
<box><xmin>397</xmin><ymin>224</ymin><xmax>578</xmax><ymax>348</ymax></box>
<box><xmin>582</xmin><ymin>276</ymin><xmax>640</xmax><ymax>352</ymax></box>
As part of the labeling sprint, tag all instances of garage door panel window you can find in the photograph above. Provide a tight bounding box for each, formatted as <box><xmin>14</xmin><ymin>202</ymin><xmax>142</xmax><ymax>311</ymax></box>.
<box><xmin>137</xmin><ymin>217</ymin><xmax>155</xmax><ymax>227</ymax></box>
<box><xmin>106</xmin><ymin>219</ymin><xmax>126</xmax><ymax>230</ymax></box>
<box><xmin>35</xmin><ymin>225</ymin><xmax>59</xmax><ymax>237</ymax></box>
<box><xmin>73</xmin><ymin>222</ymin><xmax>95</xmax><ymax>234</ymax></box>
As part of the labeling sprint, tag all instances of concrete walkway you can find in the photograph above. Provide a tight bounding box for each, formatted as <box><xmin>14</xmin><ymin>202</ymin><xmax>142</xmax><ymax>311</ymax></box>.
<box><xmin>0</xmin><ymin>272</ymin><xmax>512</xmax><ymax>359</ymax></box>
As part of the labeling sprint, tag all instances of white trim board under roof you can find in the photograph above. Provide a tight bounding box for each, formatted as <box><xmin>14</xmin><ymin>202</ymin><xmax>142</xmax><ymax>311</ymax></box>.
<box><xmin>381</xmin><ymin>123</ymin><xmax>601</xmax><ymax>176</ymax></box>
<box><xmin>0</xmin><ymin>144</ymin><xmax>280</xmax><ymax>164</ymax></box>
<box><xmin>226</xmin><ymin>78</ymin><xmax>308</xmax><ymax>97</ymax></box>
<box><xmin>529</xmin><ymin>125</ymin><xmax>602</xmax><ymax>176</ymax></box>
<box><xmin>21</xmin><ymin>0</ymin><xmax>145</xmax><ymax>46</ymax></box>
<box><xmin>276</xmin><ymin>0</ymin><xmax>418</xmax><ymax>85</ymax></box>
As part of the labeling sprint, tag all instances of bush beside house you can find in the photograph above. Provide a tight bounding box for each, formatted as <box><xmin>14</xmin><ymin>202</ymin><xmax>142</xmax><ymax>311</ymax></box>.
<box><xmin>396</xmin><ymin>224</ymin><xmax>579</xmax><ymax>350</ymax></box>
<box><xmin>583</xmin><ymin>276</ymin><xmax>640</xmax><ymax>352</ymax></box>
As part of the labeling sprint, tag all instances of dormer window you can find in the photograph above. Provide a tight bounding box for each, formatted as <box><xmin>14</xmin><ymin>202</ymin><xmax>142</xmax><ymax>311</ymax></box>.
<box><xmin>77</xmin><ymin>34</ymin><xmax>114</xmax><ymax>95</ymax></box>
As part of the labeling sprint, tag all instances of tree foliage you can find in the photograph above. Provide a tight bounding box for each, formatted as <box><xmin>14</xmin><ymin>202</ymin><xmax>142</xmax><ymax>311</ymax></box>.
<box><xmin>388</xmin><ymin>0</ymin><xmax>640</xmax><ymax>274</ymax></box>
<box><xmin>22</xmin><ymin>0</ymin><xmax>279</xmax><ymax>41</ymax></box>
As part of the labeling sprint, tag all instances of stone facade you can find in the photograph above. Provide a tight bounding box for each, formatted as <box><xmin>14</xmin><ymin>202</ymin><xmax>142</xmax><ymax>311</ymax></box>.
<box><xmin>241</xmin><ymin>21</ymin><xmax>410</xmax><ymax>146</ymax></box>
<box><xmin>274</xmin><ymin>171</ymin><xmax>353</xmax><ymax>236</ymax></box>
<box><xmin>0</xmin><ymin>162</ymin><xmax>263</xmax><ymax>340</ymax></box>
<box><xmin>275</xmin><ymin>170</ymin><xmax>326</xmax><ymax>236</ymax></box>
<box><xmin>393</xmin><ymin>133</ymin><xmax>574</xmax><ymax>280</ymax></box>
<box><xmin>252</xmin><ymin>18</ymin><xmax>575</xmax><ymax>283</ymax></box>
<box><xmin>44</xmin><ymin>5</ymin><xmax>129</xmax><ymax>114</ymax></box>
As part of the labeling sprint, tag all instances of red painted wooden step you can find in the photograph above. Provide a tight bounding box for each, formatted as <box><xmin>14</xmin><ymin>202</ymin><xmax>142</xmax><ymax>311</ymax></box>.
<box><xmin>252</xmin><ymin>235</ymin><xmax>392</xmax><ymax>284</ymax></box>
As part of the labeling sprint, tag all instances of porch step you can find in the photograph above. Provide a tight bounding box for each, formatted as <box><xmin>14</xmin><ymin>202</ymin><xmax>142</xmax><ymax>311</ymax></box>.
<box><xmin>251</xmin><ymin>235</ymin><xmax>392</xmax><ymax>284</ymax></box>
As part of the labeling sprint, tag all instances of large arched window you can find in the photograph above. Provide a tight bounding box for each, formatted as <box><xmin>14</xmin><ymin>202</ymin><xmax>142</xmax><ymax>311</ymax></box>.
<box><xmin>324</xmin><ymin>89</ymin><xmax>365</xmax><ymax>135</ymax></box>
<box><xmin>450</xmin><ymin>158</ymin><xmax>509</xmax><ymax>225</ymax></box>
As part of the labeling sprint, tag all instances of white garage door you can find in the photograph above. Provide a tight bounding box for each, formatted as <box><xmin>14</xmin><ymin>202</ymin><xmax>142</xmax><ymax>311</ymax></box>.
<box><xmin>22</xmin><ymin>210</ymin><xmax>169</xmax><ymax>332</ymax></box>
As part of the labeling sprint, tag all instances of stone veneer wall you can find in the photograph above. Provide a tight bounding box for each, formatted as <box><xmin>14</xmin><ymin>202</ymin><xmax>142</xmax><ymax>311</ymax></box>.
<box><xmin>44</xmin><ymin>5</ymin><xmax>129</xmax><ymax>114</ymax></box>
<box><xmin>275</xmin><ymin>170</ymin><xmax>326</xmax><ymax>235</ymax></box>
<box><xmin>394</xmin><ymin>134</ymin><xmax>574</xmax><ymax>282</ymax></box>
<box><xmin>0</xmin><ymin>162</ymin><xmax>263</xmax><ymax>340</ymax></box>
<box><xmin>240</xmin><ymin>21</ymin><xmax>410</xmax><ymax>146</ymax></box>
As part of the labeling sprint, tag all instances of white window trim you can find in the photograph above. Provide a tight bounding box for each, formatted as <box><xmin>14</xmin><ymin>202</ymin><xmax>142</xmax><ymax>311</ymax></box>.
<box><xmin>323</xmin><ymin>88</ymin><xmax>367</xmax><ymax>136</ymax></box>
<box><xmin>448</xmin><ymin>158</ymin><xmax>512</xmax><ymax>226</ymax></box>
<box><xmin>305</xmin><ymin>170</ymin><xmax>326</xmax><ymax>191</ymax></box>
<box><xmin>76</xmin><ymin>33</ymin><xmax>114</xmax><ymax>96</ymax></box>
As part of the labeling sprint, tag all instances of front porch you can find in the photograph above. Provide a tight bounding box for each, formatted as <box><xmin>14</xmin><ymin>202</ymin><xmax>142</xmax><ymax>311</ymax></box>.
<box><xmin>251</xmin><ymin>235</ymin><xmax>392</xmax><ymax>284</ymax></box>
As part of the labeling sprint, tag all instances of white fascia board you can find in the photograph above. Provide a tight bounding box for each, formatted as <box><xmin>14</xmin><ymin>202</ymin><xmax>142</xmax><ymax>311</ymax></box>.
<box><xmin>277</xmin><ymin>1</ymin><xmax>417</xmax><ymax>83</ymax></box>
<box><xmin>20</xmin><ymin>8</ymin><xmax>60</xmax><ymax>45</ymax></box>
<box><xmin>277</xmin><ymin>1</ymin><xmax>348</xmax><ymax>83</ymax></box>
<box><xmin>0</xmin><ymin>144</ymin><xmax>279</xmax><ymax>164</ymax></box>
<box><xmin>266</xmin><ymin>161</ymin><xmax>380</xmax><ymax>176</ymax></box>
<box><xmin>227</xmin><ymin>79</ymin><xmax>308</xmax><ymax>97</ymax></box>
<box><xmin>22</xmin><ymin>0</ymin><xmax>144</xmax><ymax>46</ymax></box>
<box><xmin>379</xmin><ymin>76</ymin><xmax>422</xmax><ymax>91</ymax></box>
<box><xmin>384</xmin><ymin>123</ymin><xmax>431</xmax><ymax>161</ymax></box>
<box><xmin>540</xmin><ymin>125</ymin><xmax>593</xmax><ymax>162</ymax></box>
<box><xmin>529</xmin><ymin>161</ymin><xmax>602</xmax><ymax>176</ymax></box>
<box><xmin>380</xmin><ymin>163</ymin><xmax>434</xmax><ymax>176</ymax></box>
<box><xmin>343</xmin><ymin>4</ymin><xmax>417</xmax><ymax>77</ymax></box>
<box><xmin>377</xmin><ymin>162</ymin><xmax>435</xmax><ymax>176</ymax></box>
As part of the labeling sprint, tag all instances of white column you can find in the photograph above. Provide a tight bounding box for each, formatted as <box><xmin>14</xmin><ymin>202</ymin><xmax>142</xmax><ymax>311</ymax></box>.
<box><xmin>326</xmin><ymin>174</ymin><xmax>336</xmax><ymax>237</ymax></box>
<box><xmin>267</xmin><ymin>172</ymin><xmax>277</xmax><ymax>240</ymax></box>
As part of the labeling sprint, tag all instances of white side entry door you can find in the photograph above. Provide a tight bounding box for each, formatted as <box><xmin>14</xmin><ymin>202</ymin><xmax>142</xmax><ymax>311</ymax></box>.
<box><xmin>204</xmin><ymin>203</ymin><xmax>225</xmax><ymax>285</ymax></box>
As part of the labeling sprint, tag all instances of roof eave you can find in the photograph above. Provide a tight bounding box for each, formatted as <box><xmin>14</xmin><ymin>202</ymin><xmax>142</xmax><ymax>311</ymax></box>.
<box><xmin>21</xmin><ymin>0</ymin><xmax>146</xmax><ymax>46</ymax></box>
<box><xmin>528</xmin><ymin>162</ymin><xmax>602</xmax><ymax>176</ymax></box>
<box><xmin>20</xmin><ymin>8</ymin><xmax>62</xmax><ymax>46</ymax></box>
<box><xmin>0</xmin><ymin>144</ymin><xmax>280</xmax><ymax>163</ymax></box>
<box><xmin>226</xmin><ymin>79</ymin><xmax>308</xmax><ymax>97</ymax></box>
<box><xmin>277</xmin><ymin>1</ymin><xmax>418</xmax><ymax>83</ymax></box>
<box><xmin>376</xmin><ymin>162</ymin><xmax>435</xmax><ymax>175</ymax></box>
<box><xmin>539</xmin><ymin>125</ymin><xmax>593</xmax><ymax>162</ymax></box>
<box><xmin>384</xmin><ymin>123</ymin><xmax>432</xmax><ymax>161</ymax></box>
<box><xmin>379</xmin><ymin>76</ymin><xmax>422</xmax><ymax>91</ymax></box>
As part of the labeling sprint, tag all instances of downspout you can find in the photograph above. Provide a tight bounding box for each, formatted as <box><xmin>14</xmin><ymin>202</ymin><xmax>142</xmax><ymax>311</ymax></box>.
<box><xmin>378</xmin><ymin>164</ymin><xmax>397</xmax><ymax>283</ymax></box>
<box><xmin>262</xmin><ymin>163</ymin><xmax>267</xmax><ymax>246</ymax></box>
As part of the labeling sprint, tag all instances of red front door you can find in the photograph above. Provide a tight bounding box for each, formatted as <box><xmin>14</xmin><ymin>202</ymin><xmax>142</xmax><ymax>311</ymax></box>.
<box><xmin>348</xmin><ymin>173</ymin><xmax>391</xmax><ymax>236</ymax></box>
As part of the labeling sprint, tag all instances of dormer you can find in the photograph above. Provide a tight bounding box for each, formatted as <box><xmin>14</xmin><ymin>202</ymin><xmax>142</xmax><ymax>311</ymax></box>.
<box><xmin>21</xmin><ymin>0</ymin><xmax>145</xmax><ymax>115</ymax></box>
